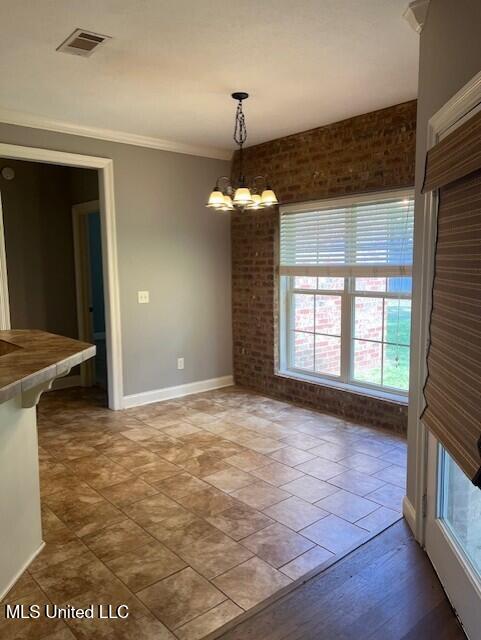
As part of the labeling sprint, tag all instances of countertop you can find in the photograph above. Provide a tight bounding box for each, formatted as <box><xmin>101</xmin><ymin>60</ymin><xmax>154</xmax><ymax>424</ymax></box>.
<box><xmin>0</xmin><ymin>330</ymin><xmax>96</xmax><ymax>403</ymax></box>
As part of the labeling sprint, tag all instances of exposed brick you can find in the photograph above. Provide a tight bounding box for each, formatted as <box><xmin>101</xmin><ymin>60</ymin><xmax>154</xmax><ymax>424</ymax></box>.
<box><xmin>231</xmin><ymin>101</ymin><xmax>417</xmax><ymax>433</ymax></box>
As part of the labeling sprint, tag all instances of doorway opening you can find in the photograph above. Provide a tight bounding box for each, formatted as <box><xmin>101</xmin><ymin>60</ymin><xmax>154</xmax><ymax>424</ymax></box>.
<box><xmin>410</xmin><ymin>71</ymin><xmax>481</xmax><ymax>640</ymax></box>
<box><xmin>0</xmin><ymin>144</ymin><xmax>122</xmax><ymax>409</ymax></box>
<box><xmin>73</xmin><ymin>200</ymin><xmax>107</xmax><ymax>391</ymax></box>
<box><xmin>0</xmin><ymin>159</ymin><xmax>108</xmax><ymax>400</ymax></box>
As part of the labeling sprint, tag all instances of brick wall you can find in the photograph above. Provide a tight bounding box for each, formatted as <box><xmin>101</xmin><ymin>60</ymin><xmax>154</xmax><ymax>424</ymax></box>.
<box><xmin>231</xmin><ymin>101</ymin><xmax>417</xmax><ymax>433</ymax></box>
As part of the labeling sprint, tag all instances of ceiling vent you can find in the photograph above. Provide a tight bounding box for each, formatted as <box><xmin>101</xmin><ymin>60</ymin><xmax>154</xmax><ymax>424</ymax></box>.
<box><xmin>57</xmin><ymin>29</ymin><xmax>111</xmax><ymax>57</ymax></box>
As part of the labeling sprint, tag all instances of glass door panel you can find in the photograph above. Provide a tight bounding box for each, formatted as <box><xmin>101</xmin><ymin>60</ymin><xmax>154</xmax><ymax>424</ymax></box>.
<box><xmin>425</xmin><ymin>433</ymin><xmax>481</xmax><ymax>640</ymax></box>
<box><xmin>439</xmin><ymin>449</ymin><xmax>481</xmax><ymax>578</ymax></box>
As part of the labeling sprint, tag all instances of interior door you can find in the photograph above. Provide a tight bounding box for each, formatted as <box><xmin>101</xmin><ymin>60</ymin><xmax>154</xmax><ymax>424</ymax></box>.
<box><xmin>86</xmin><ymin>212</ymin><xmax>107</xmax><ymax>389</ymax></box>
<box><xmin>72</xmin><ymin>200</ymin><xmax>107</xmax><ymax>390</ymax></box>
<box><xmin>425</xmin><ymin>432</ymin><xmax>481</xmax><ymax>639</ymax></box>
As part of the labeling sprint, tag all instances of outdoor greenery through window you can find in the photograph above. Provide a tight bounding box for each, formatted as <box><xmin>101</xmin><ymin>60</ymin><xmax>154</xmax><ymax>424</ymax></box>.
<box><xmin>279</xmin><ymin>191</ymin><xmax>414</xmax><ymax>396</ymax></box>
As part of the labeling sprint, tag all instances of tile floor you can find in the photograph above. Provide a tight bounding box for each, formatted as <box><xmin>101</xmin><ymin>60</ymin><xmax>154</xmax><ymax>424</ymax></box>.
<box><xmin>1</xmin><ymin>385</ymin><xmax>407</xmax><ymax>640</ymax></box>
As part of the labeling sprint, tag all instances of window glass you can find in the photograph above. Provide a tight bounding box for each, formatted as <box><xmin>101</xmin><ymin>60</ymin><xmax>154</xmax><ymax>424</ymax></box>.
<box><xmin>355</xmin><ymin>277</ymin><xmax>386</xmax><ymax>292</ymax></box>
<box><xmin>287</xmin><ymin>280</ymin><xmax>412</xmax><ymax>393</ymax></box>
<box><xmin>293</xmin><ymin>294</ymin><xmax>314</xmax><ymax>332</ymax></box>
<box><xmin>315</xmin><ymin>335</ymin><xmax>341</xmax><ymax>376</ymax></box>
<box><xmin>294</xmin><ymin>276</ymin><xmax>316</xmax><ymax>290</ymax></box>
<box><xmin>388</xmin><ymin>277</ymin><xmax>412</xmax><ymax>294</ymax></box>
<box><xmin>441</xmin><ymin>450</ymin><xmax>481</xmax><ymax>578</ymax></box>
<box><xmin>293</xmin><ymin>332</ymin><xmax>314</xmax><ymax>370</ymax></box>
<box><xmin>315</xmin><ymin>295</ymin><xmax>341</xmax><ymax>336</ymax></box>
<box><xmin>383</xmin><ymin>344</ymin><xmax>410</xmax><ymax>390</ymax></box>
<box><xmin>384</xmin><ymin>299</ymin><xmax>411</xmax><ymax>346</ymax></box>
<box><xmin>354</xmin><ymin>297</ymin><xmax>383</xmax><ymax>341</ymax></box>
<box><xmin>317</xmin><ymin>277</ymin><xmax>344</xmax><ymax>291</ymax></box>
<box><xmin>353</xmin><ymin>340</ymin><xmax>382</xmax><ymax>385</ymax></box>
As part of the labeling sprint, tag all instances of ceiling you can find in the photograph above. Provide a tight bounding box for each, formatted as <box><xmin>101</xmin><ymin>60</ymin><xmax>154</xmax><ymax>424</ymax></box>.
<box><xmin>0</xmin><ymin>1</ymin><xmax>419</xmax><ymax>159</ymax></box>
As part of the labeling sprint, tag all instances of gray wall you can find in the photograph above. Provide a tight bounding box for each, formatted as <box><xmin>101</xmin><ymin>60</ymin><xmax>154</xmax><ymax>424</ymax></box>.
<box><xmin>407</xmin><ymin>0</ymin><xmax>481</xmax><ymax>505</ymax></box>
<box><xmin>0</xmin><ymin>124</ymin><xmax>232</xmax><ymax>397</ymax></box>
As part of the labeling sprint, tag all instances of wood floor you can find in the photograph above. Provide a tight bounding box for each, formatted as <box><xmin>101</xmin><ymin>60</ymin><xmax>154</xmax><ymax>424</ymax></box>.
<box><xmin>218</xmin><ymin>520</ymin><xmax>466</xmax><ymax>640</ymax></box>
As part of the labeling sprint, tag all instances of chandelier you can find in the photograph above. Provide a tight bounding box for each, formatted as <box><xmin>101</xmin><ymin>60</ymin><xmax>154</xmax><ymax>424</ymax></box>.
<box><xmin>206</xmin><ymin>92</ymin><xmax>278</xmax><ymax>212</ymax></box>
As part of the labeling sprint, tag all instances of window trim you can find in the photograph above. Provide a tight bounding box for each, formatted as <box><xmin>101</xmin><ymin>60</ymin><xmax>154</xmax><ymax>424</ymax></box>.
<box><xmin>275</xmin><ymin>366</ymin><xmax>409</xmax><ymax>405</ymax></box>
<box><xmin>277</xmin><ymin>188</ymin><xmax>414</xmax><ymax>403</ymax></box>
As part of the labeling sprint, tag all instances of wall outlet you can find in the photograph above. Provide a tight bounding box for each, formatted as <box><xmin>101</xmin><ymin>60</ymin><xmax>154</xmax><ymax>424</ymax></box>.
<box><xmin>138</xmin><ymin>290</ymin><xmax>149</xmax><ymax>304</ymax></box>
<box><xmin>177</xmin><ymin>357</ymin><xmax>184</xmax><ymax>370</ymax></box>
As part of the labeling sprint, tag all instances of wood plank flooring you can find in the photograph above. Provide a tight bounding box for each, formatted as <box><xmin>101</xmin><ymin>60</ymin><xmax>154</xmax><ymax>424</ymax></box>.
<box><xmin>218</xmin><ymin>521</ymin><xmax>466</xmax><ymax>640</ymax></box>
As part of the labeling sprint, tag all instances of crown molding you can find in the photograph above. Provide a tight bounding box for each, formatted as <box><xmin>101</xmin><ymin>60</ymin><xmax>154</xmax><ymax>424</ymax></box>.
<box><xmin>403</xmin><ymin>0</ymin><xmax>430</xmax><ymax>33</ymax></box>
<box><xmin>429</xmin><ymin>69</ymin><xmax>481</xmax><ymax>140</ymax></box>
<box><xmin>0</xmin><ymin>107</ymin><xmax>232</xmax><ymax>161</ymax></box>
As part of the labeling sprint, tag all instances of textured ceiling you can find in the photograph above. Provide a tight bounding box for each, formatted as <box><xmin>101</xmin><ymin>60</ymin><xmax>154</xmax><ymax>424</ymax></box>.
<box><xmin>0</xmin><ymin>0</ymin><xmax>419</xmax><ymax>157</ymax></box>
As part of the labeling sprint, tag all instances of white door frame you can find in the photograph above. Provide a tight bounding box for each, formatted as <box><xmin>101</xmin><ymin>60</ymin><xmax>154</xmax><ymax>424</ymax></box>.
<box><xmin>0</xmin><ymin>144</ymin><xmax>123</xmax><ymax>410</ymax></box>
<box><xmin>72</xmin><ymin>199</ymin><xmax>101</xmax><ymax>388</ymax></box>
<box><xmin>0</xmin><ymin>190</ymin><xmax>10</xmax><ymax>330</ymax></box>
<box><xmin>406</xmin><ymin>69</ymin><xmax>481</xmax><ymax>543</ymax></box>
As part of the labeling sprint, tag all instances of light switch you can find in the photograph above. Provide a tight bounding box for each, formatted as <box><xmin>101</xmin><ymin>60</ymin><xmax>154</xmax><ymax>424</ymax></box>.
<box><xmin>177</xmin><ymin>357</ymin><xmax>184</xmax><ymax>370</ymax></box>
<box><xmin>138</xmin><ymin>290</ymin><xmax>149</xmax><ymax>304</ymax></box>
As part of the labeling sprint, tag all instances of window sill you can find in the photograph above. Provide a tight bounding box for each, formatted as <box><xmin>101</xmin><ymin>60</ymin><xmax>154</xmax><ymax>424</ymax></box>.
<box><xmin>276</xmin><ymin>368</ymin><xmax>409</xmax><ymax>406</ymax></box>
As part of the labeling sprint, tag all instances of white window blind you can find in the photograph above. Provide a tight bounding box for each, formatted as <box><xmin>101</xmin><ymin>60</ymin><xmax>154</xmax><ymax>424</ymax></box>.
<box><xmin>280</xmin><ymin>194</ymin><xmax>414</xmax><ymax>277</ymax></box>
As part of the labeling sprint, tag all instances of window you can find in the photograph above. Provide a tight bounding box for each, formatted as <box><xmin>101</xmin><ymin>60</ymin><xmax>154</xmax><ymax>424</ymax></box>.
<box><xmin>279</xmin><ymin>190</ymin><xmax>414</xmax><ymax>397</ymax></box>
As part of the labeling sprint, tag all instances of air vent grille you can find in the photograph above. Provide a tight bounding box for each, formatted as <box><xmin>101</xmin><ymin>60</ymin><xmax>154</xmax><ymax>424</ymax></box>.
<box><xmin>57</xmin><ymin>29</ymin><xmax>111</xmax><ymax>57</ymax></box>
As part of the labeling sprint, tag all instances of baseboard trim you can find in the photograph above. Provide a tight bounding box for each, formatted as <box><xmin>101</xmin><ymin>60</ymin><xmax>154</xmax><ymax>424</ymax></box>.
<box><xmin>0</xmin><ymin>541</ymin><xmax>45</xmax><ymax>602</ymax></box>
<box><xmin>403</xmin><ymin>496</ymin><xmax>416</xmax><ymax>535</ymax></box>
<box><xmin>122</xmin><ymin>375</ymin><xmax>234</xmax><ymax>409</ymax></box>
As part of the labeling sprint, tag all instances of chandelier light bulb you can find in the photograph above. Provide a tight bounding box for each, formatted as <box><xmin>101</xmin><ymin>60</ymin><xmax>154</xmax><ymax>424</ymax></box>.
<box><xmin>261</xmin><ymin>187</ymin><xmax>279</xmax><ymax>206</ymax></box>
<box><xmin>222</xmin><ymin>194</ymin><xmax>234</xmax><ymax>210</ymax></box>
<box><xmin>206</xmin><ymin>189</ymin><xmax>225</xmax><ymax>208</ymax></box>
<box><xmin>233</xmin><ymin>187</ymin><xmax>253</xmax><ymax>206</ymax></box>
<box><xmin>247</xmin><ymin>193</ymin><xmax>263</xmax><ymax>210</ymax></box>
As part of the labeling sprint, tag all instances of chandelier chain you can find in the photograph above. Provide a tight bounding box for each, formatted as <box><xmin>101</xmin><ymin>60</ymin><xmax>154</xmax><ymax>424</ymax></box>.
<box><xmin>233</xmin><ymin>100</ymin><xmax>247</xmax><ymax>147</ymax></box>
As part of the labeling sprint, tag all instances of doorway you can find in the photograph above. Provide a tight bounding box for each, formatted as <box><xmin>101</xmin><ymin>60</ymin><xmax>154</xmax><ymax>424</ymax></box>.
<box><xmin>410</xmin><ymin>72</ymin><xmax>481</xmax><ymax>640</ymax></box>
<box><xmin>0</xmin><ymin>143</ymin><xmax>123</xmax><ymax>409</ymax></box>
<box><xmin>0</xmin><ymin>160</ymin><xmax>108</xmax><ymax>397</ymax></box>
<box><xmin>73</xmin><ymin>200</ymin><xmax>107</xmax><ymax>390</ymax></box>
